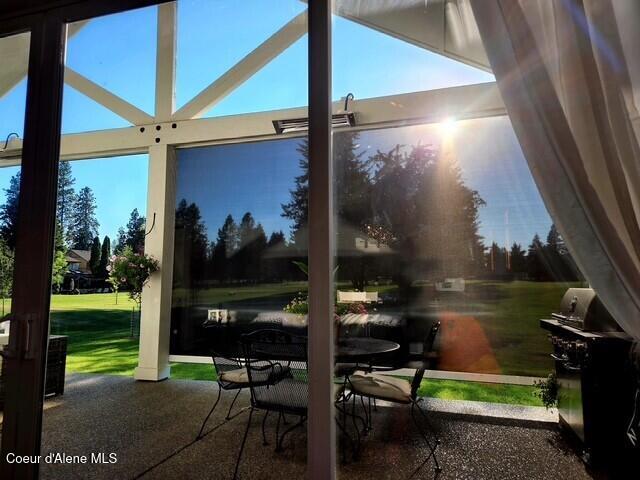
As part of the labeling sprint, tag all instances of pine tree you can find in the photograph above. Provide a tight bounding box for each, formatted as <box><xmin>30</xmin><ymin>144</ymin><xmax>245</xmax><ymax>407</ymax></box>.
<box><xmin>211</xmin><ymin>214</ymin><xmax>239</xmax><ymax>283</ymax></box>
<box><xmin>51</xmin><ymin>220</ymin><xmax>67</xmax><ymax>292</ymax></box>
<box><xmin>114</xmin><ymin>227</ymin><xmax>127</xmax><ymax>254</ymax></box>
<box><xmin>487</xmin><ymin>242</ymin><xmax>507</xmax><ymax>274</ymax></box>
<box><xmin>526</xmin><ymin>234</ymin><xmax>547</xmax><ymax>281</ymax></box>
<box><xmin>98</xmin><ymin>235</ymin><xmax>111</xmax><ymax>278</ymax></box>
<box><xmin>125</xmin><ymin>208</ymin><xmax>146</xmax><ymax>253</ymax></box>
<box><xmin>509</xmin><ymin>242</ymin><xmax>527</xmax><ymax>274</ymax></box>
<box><xmin>57</xmin><ymin>161</ymin><xmax>76</xmax><ymax>244</ymax></box>
<box><xmin>0</xmin><ymin>172</ymin><xmax>21</xmax><ymax>250</ymax></box>
<box><xmin>264</xmin><ymin>230</ymin><xmax>287</xmax><ymax>282</ymax></box>
<box><xmin>174</xmin><ymin>199</ymin><xmax>208</xmax><ymax>286</ymax></box>
<box><xmin>369</xmin><ymin>142</ymin><xmax>485</xmax><ymax>290</ymax></box>
<box><xmin>544</xmin><ymin>223</ymin><xmax>579</xmax><ymax>281</ymax></box>
<box><xmin>70</xmin><ymin>186</ymin><xmax>99</xmax><ymax>250</ymax></box>
<box><xmin>281</xmin><ymin>142</ymin><xmax>309</xmax><ymax>239</ymax></box>
<box><xmin>89</xmin><ymin>236</ymin><xmax>101</xmax><ymax>275</ymax></box>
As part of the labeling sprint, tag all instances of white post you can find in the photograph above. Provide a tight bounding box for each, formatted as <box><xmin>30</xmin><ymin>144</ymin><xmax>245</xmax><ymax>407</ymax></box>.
<box><xmin>134</xmin><ymin>144</ymin><xmax>176</xmax><ymax>381</ymax></box>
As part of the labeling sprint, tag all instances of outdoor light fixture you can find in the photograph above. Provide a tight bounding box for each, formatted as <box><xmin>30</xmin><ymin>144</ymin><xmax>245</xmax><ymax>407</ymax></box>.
<box><xmin>272</xmin><ymin>112</ymin><xmax>356</xmax><ymax>134</ymax></box>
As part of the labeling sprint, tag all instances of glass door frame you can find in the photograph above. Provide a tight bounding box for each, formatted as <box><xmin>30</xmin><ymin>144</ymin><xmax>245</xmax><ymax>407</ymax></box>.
<box><xmin>0</xmin><ymin>1</ymin><xmax>335</xmax><ymax>479</ymax></box>
<box><xmin>0</xmin><ymin>13</ymin><xmax>67</xmax><ymax>480</ymax></box>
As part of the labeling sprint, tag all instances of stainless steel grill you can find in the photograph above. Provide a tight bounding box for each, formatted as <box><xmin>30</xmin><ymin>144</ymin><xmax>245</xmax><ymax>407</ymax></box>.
<box><xmin>541</xmin><ymin>288</ymin><xmax>635</xmax><ymax>469</ymax></box>
<box><xmin>551</xmin><ymin>288</ymin><xmax>620</xmax><ymax>332</ymax></box>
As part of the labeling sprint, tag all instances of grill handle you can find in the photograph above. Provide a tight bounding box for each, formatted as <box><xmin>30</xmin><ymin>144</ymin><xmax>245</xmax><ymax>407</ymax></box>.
<box><xmin>550</xmin><ymin>353</ymin><xmax>567</xmax><ymax>361</ymax></box>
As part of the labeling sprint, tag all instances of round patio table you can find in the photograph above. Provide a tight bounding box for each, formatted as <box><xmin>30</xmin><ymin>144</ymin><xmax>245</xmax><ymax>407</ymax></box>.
<box><xmin>335</xmin><ymin>337</ymin><xmax>400</xmax><ymax>362</ymax></box>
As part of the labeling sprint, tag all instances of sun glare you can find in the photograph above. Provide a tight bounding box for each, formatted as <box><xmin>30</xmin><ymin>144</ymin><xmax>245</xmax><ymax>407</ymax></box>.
<box><xmin>440</xmin><ymin>117</ymin><xmax>458</xmax><ymax>137</ymax></box>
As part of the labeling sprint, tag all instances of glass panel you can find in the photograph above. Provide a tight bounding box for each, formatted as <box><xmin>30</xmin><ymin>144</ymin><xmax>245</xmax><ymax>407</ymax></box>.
<box><xmin>65</xmin><ymin>6</ymin><xmax>157</xmax><ymax>122</ymax></box>
<box><xmin>171</xmin><ymin>138</ymin><xmax>308</xmax><ymax>352</ymax></box>
<box><xmin>39</xmin><ymin>1</ymin><xmax>310</xmax><ymax>477</ymax></box>
<box><xmin>177</xmin><ymin>0</ymin><xmax>307</xmax><ymax>118</ymax></box>
<box><xmin>332</xmin><ymin>116</ymin><xmax>587</xmax><ymax>476</ymax></box>
<box><xmin>61</xmin><ymin>85</ymin><xmax>132</xmax><ymax>133</ymax></box>
<box><xmin>176</xmin><ymin>0</ymin><xmax>306</xmax><ymax>111</ymax></box>
<box><xmin>40</xmin><ymin>6</ymin><xmax>159</xmax><ymax>478</ymax></box>
<box><xmin>0</xmin><ymin>30</ymin><xmax>29</xmax><ymax>451</ymax></box>
<box><xmin>171</xmin><ymin>137</ymin><xmax>309</xmax><ymax>472</ymax></box>
<box><xmin>332</xmin><ymin>15</ymin><xmax>494</xmax><ymax>100</ymax></box>
<box><xmin>332</xmin><ymin>2</ymin><xmax>585</xmax><ymax>475</ymax></box>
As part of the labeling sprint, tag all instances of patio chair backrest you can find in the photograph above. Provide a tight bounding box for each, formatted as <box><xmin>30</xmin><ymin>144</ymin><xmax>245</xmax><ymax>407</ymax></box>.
<box><xmin>241</xmin><ymin>329</ymin><xmax>308</xmax><ymax>415</ymax></box>
<box><xmin>410</xmin><ymin>321</ymin><xmax>441</xmax><ymax>399</ymax></box>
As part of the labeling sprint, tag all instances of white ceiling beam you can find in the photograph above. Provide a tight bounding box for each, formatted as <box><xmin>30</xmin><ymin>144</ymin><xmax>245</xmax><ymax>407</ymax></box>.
<box><xmin>0</xmin><ymin>82</ymin><xmax>504</xmax><ymax>166</ymax></box>
<box><xmin>64</xmin><ymin>66</ymin><xmax>155</xmax><ymax>125</ymax></box>
<box><xmin>172</xmin><ymin>10</ymin><xmax>308</xmax><ymax>121</ymax></box>
<box><xmin>0</xmin><ymin>21</ymin><xmax>88</xmax><ymax>99</ymax></box>
<box><xmin>154</xmin><ymin>2</ymin><xmax>177</xmax><ymax>121</ymax></box>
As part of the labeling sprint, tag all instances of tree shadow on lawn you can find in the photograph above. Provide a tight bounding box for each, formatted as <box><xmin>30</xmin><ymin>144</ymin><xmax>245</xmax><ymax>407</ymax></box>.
<box><xmin>50</xmin><ymin>309</ymin><xmax>139</xmax><ymax>375</ymax></box>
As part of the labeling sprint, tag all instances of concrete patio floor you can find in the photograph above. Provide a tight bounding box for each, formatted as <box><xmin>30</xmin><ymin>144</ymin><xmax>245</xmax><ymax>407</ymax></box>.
<box><xmin>1</xmin><ymin>373</ymin><xmax>598</xmax><ymax>479</ymax></box>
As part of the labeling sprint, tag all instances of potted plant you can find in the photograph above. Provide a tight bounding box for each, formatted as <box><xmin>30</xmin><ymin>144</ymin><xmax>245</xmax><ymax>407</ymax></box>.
<box><xmin>107</xmin><ymin>247</ymin><xmax>159</xmax><ymax>337</ymax></box>
<box><xmin>534</xmin><ymin>372</ymin><xmax>558</xmax><ymax>410</ymax></box>
<box><xmin>283</xmin><ymin>294</ymin><xmax>368</xmax><ymax>343</ymax></box>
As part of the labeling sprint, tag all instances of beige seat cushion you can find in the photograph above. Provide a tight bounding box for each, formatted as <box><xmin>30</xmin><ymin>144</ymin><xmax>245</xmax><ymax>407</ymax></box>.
<box><xmin>349</xmin><ymin>372</ymin><xmax>412</xmax><ymax>404</ymax></box>
<box><xmin>219</xmin><ymin>365</ymin><xmax>290</xmax><ymax>385</ymax></box>
<box><xmin>219</xmin><ymin>368</ymin><xmax>250</xmax><ymax>384</ymax></box>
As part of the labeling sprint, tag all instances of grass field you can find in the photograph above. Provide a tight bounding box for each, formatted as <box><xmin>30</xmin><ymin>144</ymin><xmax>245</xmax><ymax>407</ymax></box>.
<box><xmin>5</xmin><ymin>281</ymin><xmax>570</xmax><ymax>407</ymax></box>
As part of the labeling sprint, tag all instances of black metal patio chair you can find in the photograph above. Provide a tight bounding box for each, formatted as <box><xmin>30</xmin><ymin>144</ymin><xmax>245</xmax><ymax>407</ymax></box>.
<box><xmin>196</xmin><ymin>349</ymin><xmax>252</xmax><ymax>439</ymax></box>
<box><xmin>233</xmin><ymin>329</ymin><xmax>348</xmax><ymax>479</ymax></box>
<box><xmin>346</xmin><ymin>321</ymin><xmax>442</xmax><ymax>474</ymax></box>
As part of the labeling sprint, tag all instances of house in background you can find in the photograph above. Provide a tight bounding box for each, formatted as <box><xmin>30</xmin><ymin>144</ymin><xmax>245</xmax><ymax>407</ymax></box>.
<box><xmin>65</xmin><ymin>249</ymin><xmax>91</xmax><ymax>274</ymax></box>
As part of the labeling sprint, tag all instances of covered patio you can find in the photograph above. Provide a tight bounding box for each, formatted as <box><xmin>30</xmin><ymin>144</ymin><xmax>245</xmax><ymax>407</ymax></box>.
<box><xmin>1</xmin><ymin>0</ymin><xmax>639</xmax><ymax>479</ymax></box>
<box><xmin>30</xmin><ymin>373</ymin><xmax>588</xmax><ymax>480</ymax></box>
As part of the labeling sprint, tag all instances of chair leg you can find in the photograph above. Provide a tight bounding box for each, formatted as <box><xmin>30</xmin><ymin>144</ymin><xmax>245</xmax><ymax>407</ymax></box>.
<box><xmin>233</xmin><ymin>407</ymin><xmax>254</xmax><ymax>480</ymax></box>
<box><xmin>276</xmin><ymin>416</ymin><xmax>306</xmax><ymax>453</ymax></box>
<box><xmin>276</xmin><ymin>411</ymin><xmax>282</xmax><ymax>448</ymax></box>
<box><xmin>226</xmin><ymin>389</ymin><xmax>242</xmax><ymax>420</ymax></box>
<box><xmin>415</xmin><ymin>399</ymin><xmax>441</xmax><ymax>445</ymax></box>
<box><xmin>335</xmin><ymin>403</ymin><xmax>359</xmax><ymax>463</ymax></box>
<box><xmin>262</xmin><ymin>411</ymin><xmax>270</xmax><ymax>446</ymax></box>
<box><xmin>197</xmin><ymin>383</ymin><xmax>221</xmax><ymax>439</ymax></box>
<box><xmin>360</xmin><ymin>395</ymin><xmax>371</xmax><ymax>432</ymax></box>
<box><xmin>350</xmin><ymin>394</ymin><xmax>362</xmax><ymax>458</ymax></box>
<box><xmin>410</xmin><ymin>402</ymin><xmax>441</xmax><ymax>474</ymax></box>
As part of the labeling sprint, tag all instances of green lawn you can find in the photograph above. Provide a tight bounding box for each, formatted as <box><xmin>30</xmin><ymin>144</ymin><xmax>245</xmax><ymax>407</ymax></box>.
<box><xmin>10</xmin><ymin>281</ymin><xmax>567</xmax><ymax>406</ymax></box>
<box><xmin>416</xmin><ymin>378</ymin><xmax>542</xmax><ymax>406</ymax></box>
<box><xmin>459</xmin><ymin>280</ymin><xmax>583</xmax><ymax>376</ymax></box>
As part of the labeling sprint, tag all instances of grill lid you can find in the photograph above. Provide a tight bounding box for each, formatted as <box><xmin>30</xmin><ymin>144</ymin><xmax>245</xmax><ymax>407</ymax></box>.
<box><xmin>553</xmin><ymin>288</ymin><xmax>621</xmax><ymax>332</ymax></box>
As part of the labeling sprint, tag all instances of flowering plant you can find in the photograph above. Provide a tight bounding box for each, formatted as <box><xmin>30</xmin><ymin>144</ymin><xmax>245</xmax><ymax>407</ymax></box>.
<box><xmin>107</xmin><ymin>247</ymin><xmax>159</xmax><ymax>306</ymax></box>
<box><xmin>335</xmin><ymin>301</ymin><xmax>368</xmax><ymax>316</ymax></box>
<box><xmin>283</xmin><ymin>294</ymin><xmax>309</xmax><ymax>315</ymax></box>
<box><xmin>283</xmin><ymin>294</ymin><xmax>368</xmax><ymax>316</ymax></box>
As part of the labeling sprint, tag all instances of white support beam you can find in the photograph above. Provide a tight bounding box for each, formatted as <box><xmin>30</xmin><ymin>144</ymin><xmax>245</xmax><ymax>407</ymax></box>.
<box><xmin>154</xmin><ymin>2</ymin><xmax>177</xmax><ymax>121</ymax></box>
<box><xmin>0</xmin><ymin>83</ymin><xmax>505</xmax><ymax>165</ymax></box>
<box><xmin>64</xmin><ymin>67</ymin><xmax>155</xmax><ymax>125</ymax></box>
<box><xmin>134</xmin><ymin>144</ymin><xmax>176</xmax><ymax>381</ymax></box>
<box><xmin>172</xmin><ymin>10</ymin><xmax>308</xmax><ymax>121</ymax></box>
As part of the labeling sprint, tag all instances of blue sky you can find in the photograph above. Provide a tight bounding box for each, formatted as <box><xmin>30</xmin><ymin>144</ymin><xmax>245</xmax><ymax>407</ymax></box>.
<box><xmin>0</xmin><ymin>2</ymin><xmax>551</xmax><ymax>248</ymax></box>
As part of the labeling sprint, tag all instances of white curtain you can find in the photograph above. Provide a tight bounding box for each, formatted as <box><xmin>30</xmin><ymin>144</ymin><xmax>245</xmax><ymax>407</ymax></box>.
<box><xmin>469</xmin><ymin>0</ymin><xmax>640</xmax><ymax>338</ymax></box>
